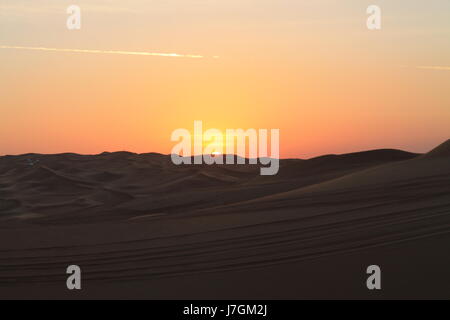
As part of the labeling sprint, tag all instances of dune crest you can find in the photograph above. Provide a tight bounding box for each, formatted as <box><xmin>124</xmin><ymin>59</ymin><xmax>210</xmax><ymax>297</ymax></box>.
<box><xmin>1</xmin><ymin>141</ymin><xmax>450</xmax><ymax>299</ymax></box>
<box><xmin>423</xmin><ymin>139</ymin><xmax>450</xmax><ymax>158</ymax></box>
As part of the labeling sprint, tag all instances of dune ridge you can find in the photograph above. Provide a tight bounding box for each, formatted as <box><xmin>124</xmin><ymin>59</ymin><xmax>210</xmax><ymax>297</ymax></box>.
<box><xmin>0</xmin><ymin>140</ymin><xmax>449</xmax><ymax>299</ymax></box>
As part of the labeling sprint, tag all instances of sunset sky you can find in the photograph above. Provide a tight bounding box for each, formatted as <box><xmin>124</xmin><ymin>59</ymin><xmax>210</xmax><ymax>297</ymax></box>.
<box><xmin>1</xmin><ymin>0</ymin><xmax>449</xmax><ymax>158</ymax></box>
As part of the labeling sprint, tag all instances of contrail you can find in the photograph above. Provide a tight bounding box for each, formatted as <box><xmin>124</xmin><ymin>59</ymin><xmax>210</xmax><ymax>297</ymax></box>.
<box><xmin>0</xmin><ymin>45</ymin><xmax>209</xmax><ymax>59</ymax></box>
<box><xmin>417</xmin><ymin>66</ymin><xmax>450</xmax><ymax>71</ymax></box>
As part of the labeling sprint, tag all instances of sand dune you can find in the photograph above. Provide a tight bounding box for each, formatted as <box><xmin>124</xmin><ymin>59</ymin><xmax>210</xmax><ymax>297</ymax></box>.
<box><xmin>422</xmin><ymin>139</ymin><xmax>450</xmax><ymax>159</ymax></box>
<box><xmin>0</xmin><ymin>141</ymin><xmax>449</xmax><ymax>299</ymax></box>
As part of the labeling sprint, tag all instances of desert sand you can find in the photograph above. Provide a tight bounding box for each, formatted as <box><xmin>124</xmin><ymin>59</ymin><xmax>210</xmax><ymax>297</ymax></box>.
<box><xmin>0</xmin><ymin>140</ymin><xmax>449</xmax><ymax>299</ymax></box>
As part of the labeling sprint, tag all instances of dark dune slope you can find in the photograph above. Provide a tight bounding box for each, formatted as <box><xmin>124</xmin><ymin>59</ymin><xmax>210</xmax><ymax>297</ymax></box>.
<box><xmin>0</xmin><ymin>148</ymin><xmax>419</xmax><ymax>225</ymax></box>
<box><xmin>0</xmin><ymin>142</ymin><xmax>449</xmax><ymax>299</ymax></box>
<box><xmin>422</xmin><ymin>139</ymin><xmax>450</xmax><ymax>159</ymax></box>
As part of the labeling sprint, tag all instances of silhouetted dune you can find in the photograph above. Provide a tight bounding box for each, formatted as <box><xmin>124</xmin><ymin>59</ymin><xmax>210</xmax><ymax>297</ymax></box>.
<box><xmin>0</xmin><ymin>141</ymin><xmax>449</xmax><ymax>299</ymax></box>
<box><xmin>423</xmin><ymin>139</ymin><xmax>450</xmax><ymax>158</ymax></box>
<box><xmin>215</xmin><ymin>146</ymin><xmax>450</xmax><ymax>213</ymax></box>
<box><xmin>0</xmin><ymin>148</ymin><xmax>420</xmax><ymax>223</ymax></box>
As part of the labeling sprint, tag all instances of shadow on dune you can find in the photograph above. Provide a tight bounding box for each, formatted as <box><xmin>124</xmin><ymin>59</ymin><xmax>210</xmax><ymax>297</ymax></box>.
<box><xmin>0</xmin><ymin>140</ymin><xmax>449</xmax><ymax>299</ymax></box>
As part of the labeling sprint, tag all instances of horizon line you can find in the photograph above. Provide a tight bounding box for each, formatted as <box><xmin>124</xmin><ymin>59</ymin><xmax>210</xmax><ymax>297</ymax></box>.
<box><xmin>0</xmin><ymin>148</ymin><xmax>427</xmax><ymax>161</ymax></box>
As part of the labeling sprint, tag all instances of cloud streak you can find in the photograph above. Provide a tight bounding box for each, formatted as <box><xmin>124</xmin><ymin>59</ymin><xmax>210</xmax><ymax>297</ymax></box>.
<box><xmin>417</xmin><ymin>66</ymin><xmax>450</xmax><ymax>71</ymax></box>
<box><xmin>0</xmin><ymin>45</ymin><xmax>207</xmax><ymax>59</ymax></box>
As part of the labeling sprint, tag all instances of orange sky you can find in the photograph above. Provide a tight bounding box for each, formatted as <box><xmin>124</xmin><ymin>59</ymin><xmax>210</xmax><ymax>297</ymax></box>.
<box><xmin>1</xmin><ymin>0</ymin><xmax>449</xmax><ymax>158</ymax></box>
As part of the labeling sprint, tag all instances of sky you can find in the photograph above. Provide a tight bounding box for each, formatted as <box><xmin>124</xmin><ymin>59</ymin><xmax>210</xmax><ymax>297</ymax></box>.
<box><xmin>0</xmin><ymin>0</ymin><xmax>449</xmax><ymax>158</ymax></box>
